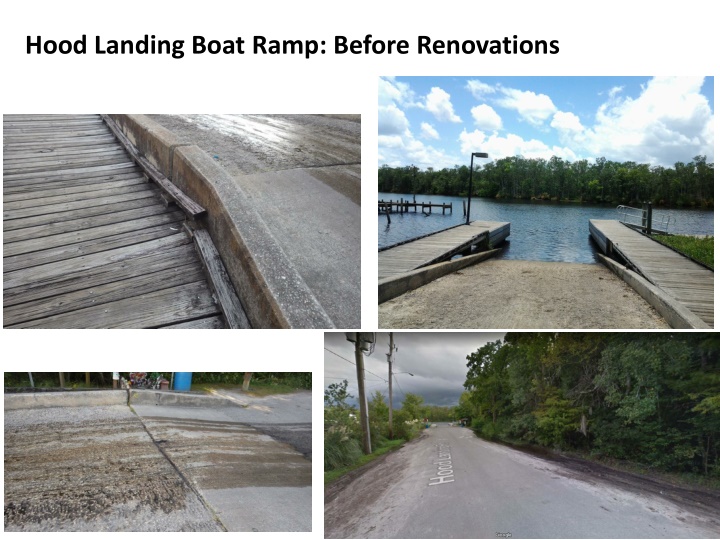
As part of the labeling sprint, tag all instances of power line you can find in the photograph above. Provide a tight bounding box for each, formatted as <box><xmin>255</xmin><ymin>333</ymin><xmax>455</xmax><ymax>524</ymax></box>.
<box><xmin>324</xmin><ymin>347</ymin><xmax>387</xmax><ymax>382</ymax></box>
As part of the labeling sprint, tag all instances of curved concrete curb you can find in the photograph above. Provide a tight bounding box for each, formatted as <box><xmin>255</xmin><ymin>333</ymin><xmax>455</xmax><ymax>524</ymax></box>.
<box><xmin>106</xmin><ymin>114</ymin><xmax>334</xmax><ymax>329</ymax></box>
<box><xmin>129</xmin><ymin>390</ymin><xmax>247</xmax><ymax>408</ymax></box>
<box><xmin>598</xmin><ymin>254</ymin><xmax>710</xmax><ymax>329</ymax></box>
<box><xmin>379</xmin><ymin>249</ymin><xmax>501</xmax><ymax>304</ymax></box>
<box><xmin>4</xmin><ymin>390</ymin><xmax>127</xmax><ymax>410</ymax></box>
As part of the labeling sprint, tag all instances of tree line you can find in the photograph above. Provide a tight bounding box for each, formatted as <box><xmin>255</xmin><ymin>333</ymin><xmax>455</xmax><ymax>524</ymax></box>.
<box><xmin>379</xmin><ymin>155</ymin><xmax>713</xmax><ymax>208</ymax></box>
<box><xmin>457</xmin><ymin>333</ymin><xmax>720</xmax><ymax>476</ymax></box>
<box><xmin>4</xmin><ymin>372</ymin><xmax>311</xmax><ymax>389</ymax></box>
<box><xmin>324</xmin><ymin>380</ymin><xmax>453</xmax><ymax>471</ymax></box>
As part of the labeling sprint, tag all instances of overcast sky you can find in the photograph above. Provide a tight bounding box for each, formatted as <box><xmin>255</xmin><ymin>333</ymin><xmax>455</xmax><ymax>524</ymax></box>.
<box><xmin>379</xmin><ymin>76</ymin><xmax>714</xmax><ymax>169</ymax></box>
<box><xmin>324</xmin><ymin>332</ymin><xmax>505</xmax><ymax>409</ymax></box>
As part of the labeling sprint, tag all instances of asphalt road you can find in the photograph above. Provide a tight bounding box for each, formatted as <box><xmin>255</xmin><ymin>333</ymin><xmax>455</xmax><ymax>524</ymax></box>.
<box><xmin>149</xmin><ymin>114</ymin><xmax>361</xmax><ymax>328</ymax></box>
<box><xmin>325</xmin><ymin>425</ymin><xmax>719</xmax><ymax>538</ymax></box>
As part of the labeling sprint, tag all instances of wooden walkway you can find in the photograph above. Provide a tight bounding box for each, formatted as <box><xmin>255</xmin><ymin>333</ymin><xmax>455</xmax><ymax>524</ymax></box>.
<box><xmin>3</xmin><ymin>114</ymin><xmax>226</xmax><ymax>328</ymax></box>
<box><xmin>590</xmin><ymin>219</ymin><xmax>714</xmax><ymax>327</ymax></box>
<box><xmin>378</xmin><ymin>221</ymin><xmax>510</xmax><ymax>280</ymax></box>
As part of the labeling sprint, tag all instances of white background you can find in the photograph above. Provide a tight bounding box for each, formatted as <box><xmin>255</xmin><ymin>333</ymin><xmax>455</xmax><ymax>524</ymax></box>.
<box><xmin>1</xmin><ymin>0</ymin><xmax>717</xmax><ymax>536</ymax></box>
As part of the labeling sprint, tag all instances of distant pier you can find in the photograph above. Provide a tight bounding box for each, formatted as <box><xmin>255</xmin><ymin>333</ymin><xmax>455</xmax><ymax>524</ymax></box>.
<box><xmin>379</xmin><ymin>199</ymin><xmax>453</xmax><ymax>215</ymax></box>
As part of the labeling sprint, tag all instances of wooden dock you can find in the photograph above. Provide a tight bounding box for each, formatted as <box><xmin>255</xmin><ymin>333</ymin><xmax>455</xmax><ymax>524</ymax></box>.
<box><xmin>378</xmin><ymin>221</ymin><xmax>510</xmax><ymax>280</ymax></box>
<box><xmin>3</xmin><ymin>114</ymin><xmax>230</xmax><ymax>328</ymax></box>
<box><xmin>590</xmin><ymin>220</ymin><xmax>713</xmax><ymax>327</ymax></box>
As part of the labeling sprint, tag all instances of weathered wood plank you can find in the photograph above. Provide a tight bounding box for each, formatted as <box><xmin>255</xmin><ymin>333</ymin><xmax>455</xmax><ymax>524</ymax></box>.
<box><xmin>4</xmin><ymin>243</ymin><xmax>198</xmax><ymax>307</ymax></box>
<box><xmin>192</xmin><ymin>228</ymin><xmax>251</xmax><ymax>329</ymax></box>
<box><xmin>3</xmin><ymin>222</ymin><xmax>186</xmax><ymax>273</ymax></box>
<box><xmin>3</xmin><ymin>114</ymin><xmax>225</xmax><ymax>329</ymax></box>
<box><xmin>159</xmin><ymin>316</ymin><xmax>226</xmax><ymax>329</ymax></box>
<box><xmin>3</xmin><ymin>195</ymin><xmax>159</xmax><ymax>232</ymax></box>
<box><xmin>4</xmin><ymin>211</ymin><xmax>185</xmax><ymax>257</ymax></box>
<box><xmin>4</xmin><ymin>263</ymin><xmax>205</xmax><ymax>326</ymax></box>
<box><xmin>101</xmin><ymin>115</ymin><xmax>206</xmax><ymax>218</ymax></box>
<box><xmin>6</xmin><ymin>281</ymin><xmax>220</xmax><ymax>329</ymax></box>
<box><xmin>3</xmin><ymin>203</ymin><xmax>172</xmax><ymax>243</ymax></box>
<box><xmin>4</xmin><ymin>189</ymin><xmax>159</xmax><ymax>220</ymax></box>
<box><xmin>4</xmin><ymin>233</ymin><xmax>190</xmax><ymax>289</ymax></box>
<box><xmin>589</xmin><ymin>219</ymin><xmax>713</xmax><ymax>327</ymax></box>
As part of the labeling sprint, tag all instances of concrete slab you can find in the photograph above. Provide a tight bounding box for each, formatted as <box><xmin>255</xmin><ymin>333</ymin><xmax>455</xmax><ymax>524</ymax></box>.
<box><xmin>235</xmin><ymin>167</ymin><xmax>361</xmax><ymax>328</ymax></box>
<box><xmin>4</xmin><ymin>405</ymin><xmax>222</xmax><ymax>531</ymax></box>
<box><xmin>133</xmin><ymin>403</ymin><xmax>311</xmax><ymax>531</ymax></box>
<box><xmin>4</xmin><ymin>391</ymin><xmax>312</xmax><ymax>532</ymax></box>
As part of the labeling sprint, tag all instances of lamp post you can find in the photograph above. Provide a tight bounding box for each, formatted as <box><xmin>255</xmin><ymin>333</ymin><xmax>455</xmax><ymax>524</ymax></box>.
<box><xmin>467</xmin><ymin>152</ymin><xmax>488</xmax><ymax>225</ymax></box>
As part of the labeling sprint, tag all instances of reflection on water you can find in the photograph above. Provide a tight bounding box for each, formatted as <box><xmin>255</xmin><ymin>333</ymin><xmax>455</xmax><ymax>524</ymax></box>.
<box><xmin>378</xmin><ymin>193</ymin><xmax>714</xmax><ymax>264</ymax></box>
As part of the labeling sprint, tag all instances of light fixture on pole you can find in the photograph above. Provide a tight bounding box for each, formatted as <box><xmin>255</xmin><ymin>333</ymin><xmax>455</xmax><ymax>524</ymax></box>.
<box><xmin>467</xmin><ymin>152</ymin><xmax>488</xmax><ymax>225</ymax></box>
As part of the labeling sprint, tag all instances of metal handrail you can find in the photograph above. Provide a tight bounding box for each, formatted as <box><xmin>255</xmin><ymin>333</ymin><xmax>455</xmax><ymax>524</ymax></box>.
<box><xmin>616</xmin><ymin>205</ymin><xmax>675</xmax><ymax>233</ymax></box>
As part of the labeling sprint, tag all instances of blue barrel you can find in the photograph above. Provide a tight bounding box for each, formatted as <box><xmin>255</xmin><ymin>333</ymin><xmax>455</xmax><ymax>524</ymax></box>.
<box><xmin>174</xmin><ymin>372</ymin><xmax>192</xmax><ymax>391</ymax></box>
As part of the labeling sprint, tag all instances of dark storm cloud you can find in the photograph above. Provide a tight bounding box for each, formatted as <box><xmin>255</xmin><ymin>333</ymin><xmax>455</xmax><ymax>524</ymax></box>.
<box><xmin>324</xmin><ymin>332</ymin><xmax>506</xmax><ymax>409</ymax></box>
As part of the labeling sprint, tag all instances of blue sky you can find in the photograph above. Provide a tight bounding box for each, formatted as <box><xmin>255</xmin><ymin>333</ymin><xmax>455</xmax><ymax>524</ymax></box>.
<box><xmin>378</xmin><ymin>76</ymin><xmax>714</xmax><ymax>169</ymax></box>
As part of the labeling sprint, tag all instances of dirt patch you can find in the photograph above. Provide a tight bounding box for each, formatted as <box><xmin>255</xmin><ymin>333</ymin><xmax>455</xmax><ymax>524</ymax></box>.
<box><xmin>4</xmin><ymin>407</ymin><xmax>219</xmax><ymax>531</ymax></box>
<box><xmin>324</xmin><ymin>435</ymin><xmax>425</xmax><ymax>534</ymax></box>
<box><xmin>378</xmin><ymin>259</ymin><xmax>670</xmax><ymax>329</ymax></box>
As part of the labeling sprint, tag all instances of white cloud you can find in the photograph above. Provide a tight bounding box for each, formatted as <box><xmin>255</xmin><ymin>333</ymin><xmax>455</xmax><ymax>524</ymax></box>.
<box><xmin>424</xmin><ymin>87</ymin><xmax>462</xmax><ymax>123</ymax></box>
<box><xmin>583</xmin><ymin>76</ymin><xmax>713</xmax><ymax>165</ymax></box>
<box><xmin>496</xmin><ymin>88</ymin><xmax>557</xmax><ymax>126</ymax></box>
<box><xmin>378</xmin><ymin>76</ymin><xmax>419</xmax><ymax>107</ymax></box>
<box><xmin>419</xmin><ymin>122</ymin><xmax>440</xmax><ymax>140</ymax></box>
<box><xmin>378</xmin><ymin>104</ymin><xmax>410</xmax><ymax>135</ymax></box>
<box><xmin>466</xmin><ymin>80</ymin><xmax>496</xmax><ymax>99</ymax></box>
<box><xmin>551</xmin><ymin>111</ymin><xmax>584</xmax><ymax>132</ymax></box>
<box><xmin>471</xmin><ymin>104</ymin><xmax>502</xmax><ymax>131</ymax></box>
<box><xmin>608</xmin><ymin>85</ymin><xmax>623</xmax><ymax>98</ymax></box>
<box><xmin>459</xmin><ymin>129</ymin><xmax>578</xmax><ymax>162</ymax></box>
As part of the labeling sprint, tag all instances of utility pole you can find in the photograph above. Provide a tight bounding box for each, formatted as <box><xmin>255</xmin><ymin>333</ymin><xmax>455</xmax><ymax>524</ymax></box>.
<box><xmin>387</xmin><ymin>333</ymin><xmax>395</xmax><ymax>439</ymax></box>
<box><xmin>354</xmin><ymin>334</ymin><xmax>372</xmax><ymax>454</ymax></box>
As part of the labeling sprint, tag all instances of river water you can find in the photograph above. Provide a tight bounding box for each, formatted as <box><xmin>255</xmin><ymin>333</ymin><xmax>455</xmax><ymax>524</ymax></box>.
<box><xmin>378</xmin><ymin>192</ymin><xmax>714</xmax><ymax>264</ymax></box>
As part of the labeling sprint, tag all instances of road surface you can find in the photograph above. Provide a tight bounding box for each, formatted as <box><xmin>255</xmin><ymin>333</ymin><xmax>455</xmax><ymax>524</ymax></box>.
<box><xmin>325</xmin><ymin>425</ymin><xmax>719</xmax><ymax>538</ymax></box>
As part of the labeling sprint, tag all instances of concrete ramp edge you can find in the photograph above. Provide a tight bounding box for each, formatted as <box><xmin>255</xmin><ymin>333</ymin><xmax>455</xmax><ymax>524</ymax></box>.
<box><xmin>379</xmin><ymin>249</ymin><xmax>501</xmax><ymax>303</ymax></box>
<box><xmin>598</xmin><ymin>254</ymin><xmax>710</xmax><ymax>329</ymax></box>
<box><xmin>106</xmin><ymin>114</ymin><xmax>334</xmax><ymax>329</ymax></box>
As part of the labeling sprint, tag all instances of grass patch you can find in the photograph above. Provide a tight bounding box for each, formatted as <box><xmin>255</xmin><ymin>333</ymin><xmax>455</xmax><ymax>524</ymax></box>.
<box><xmin>324</xmin><ymin>439</ymin><xmax>406</xmax><ymax>484</ymax></box>
<box><xmin>195</xmin><ymin>382</ymin><xmax>302</xmax><ymax>397</ymax></box>
<box><xmin>654</xmin><ymin>235</ymin><xmax>714</xmax><ymax>268</ymax></box>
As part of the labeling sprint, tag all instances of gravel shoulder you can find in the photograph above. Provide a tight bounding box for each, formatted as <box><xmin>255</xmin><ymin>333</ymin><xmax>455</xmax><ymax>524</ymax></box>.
<box><xmin>378</xmin><ymin>259</ymin><xmax>670</xmax><ymax>329</ymax></box>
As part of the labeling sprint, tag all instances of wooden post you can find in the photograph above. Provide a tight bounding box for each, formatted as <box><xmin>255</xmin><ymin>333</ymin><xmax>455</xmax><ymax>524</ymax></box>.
<box><xmin>646</xmin><ymin>202</ymin><xmax>653</xmax><ymax>234</ymax></box>
<box><xmin>86</xmin><ymin>372</ymin><xmax>90</xmax><ymax>385</ymax></box>
<box><xmin>59</xmin><ymin>372</ymin><xmax>65</xmax><ymax>388</ymax></box>
<box><xmin>243</xmin><ymin>372</ymin><xmax>253</xmax><ymax>391</ymax></box>
<box><xmin>463</xmin><ymin>200</ymin><xmax>466</xmax><ymax>217</ymax></box>
<box><xmin>386</xmin><ymin>207</ymin><xmax>391</xmax><ymax>224</ymax></box>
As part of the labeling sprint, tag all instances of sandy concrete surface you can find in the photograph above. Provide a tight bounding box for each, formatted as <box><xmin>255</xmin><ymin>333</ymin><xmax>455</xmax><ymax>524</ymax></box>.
<box><xmin>148</xmin><ymin>114</ymin><xmax>360</xmax><ymax>328</ymax></box>
<box><xmin>4</xmin><ymin>391</ymin><xmax>311</xmax><ymax>532</ymax></box>
<box><xmin>378</xmin><ymin>260</ymin><xmax>670</xmax><ymax>329</ymax></box>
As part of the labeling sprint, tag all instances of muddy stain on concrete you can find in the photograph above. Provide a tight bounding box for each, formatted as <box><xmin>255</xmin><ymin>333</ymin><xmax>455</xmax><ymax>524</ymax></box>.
<box><xmin>4</xmin><ymin>406</ymin><xmax>221</xmax><ymax>531</ymax></box>
<box><xmin>141</xmin><ymin>416</ymin><xmax>312</xmax><ymax>489</ymax></box>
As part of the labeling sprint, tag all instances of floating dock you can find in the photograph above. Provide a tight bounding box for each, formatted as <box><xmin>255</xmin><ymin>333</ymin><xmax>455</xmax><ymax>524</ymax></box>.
<box><xmin>3</xmin><ymin>114</ymin><xmax>240</xmax><ymax>328</ymax></box>
<box><xmin>378</xmin><ymin>221</ymin><xmax>510</xmax><ymax>280</ymax></box>
<box><xmin>590</xmin><ymin>219</ymin><xmax>713</xmax><ymax>327</ymax></box>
